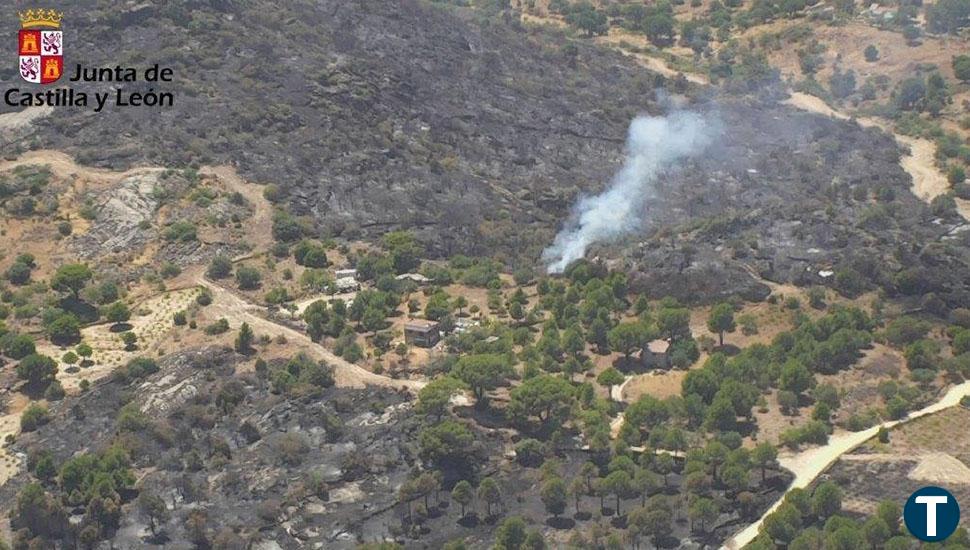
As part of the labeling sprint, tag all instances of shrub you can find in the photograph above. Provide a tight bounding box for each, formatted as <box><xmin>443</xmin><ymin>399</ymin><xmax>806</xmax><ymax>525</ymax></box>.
<box><xmin>20</xmin><ymin>404</ymin><xmax>50</xmax><ymax>432</ymax></box>
<box><xmin>3</xmin><ymin>334</ymin><xmax>36</xmax><ymax>359</ymax></box>
<box><xmin>4</xmin><ymin>262</ymin><xmax>31</xmax><ymax>285</ymax></box>
<box><xmin>864</xmin><ymin>44</ymin><xmax>879</xmax><ymax>62</ymax></box>
<box><xmin>204</xmin><ymin>318</ymin><xmax>230</xmax><ymax>335</ymax></box>
<box><xmin>173</xmin><ymin>310</ymin><xmax>187</xmax><ymax>326</ymax></box>
<box><xmin>163</xmin><ymin>221</ymin><xmax>197</xmax><ymax>242</ymax></box>
<box><xmin>44</xmin><ymin>380</ymin><xmax>65</xmax><ymax>401</ymax></box>
<box><xmin>515</xmin><ymin>438</ymin><xmax>546</xmax><ymax>467</ymax></box>
<box><xmin>196</xmin><ymin>290</ymin><xmax>213</xmax><ymax>306</ymax></box>
<box><xmin>123</xmin><ymin>357</ymin><xmax>159</xmax><ymax>381</ymax></box>
<box><xmin>207</xmin><ymin>255</ymin><xmax>233</xmax><ymax>279</ymax></box>
<box><xmin>235</xmin><ymin>266</ymin><xmax>262</xmax><ymax>290</ymax></box>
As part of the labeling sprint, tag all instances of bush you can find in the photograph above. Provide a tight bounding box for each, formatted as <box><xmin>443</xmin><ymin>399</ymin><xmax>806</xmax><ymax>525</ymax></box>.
<box><xmin>204</xmin><ymin>318</ymin><xmax>230</xmax><ymax>335</ymax></box>
<box><xmin>173</xmin><ymin>310</ymin><xmax>187</xmax><ymax>326</ymax></box>
<box><xmin>515</xmin><ymin>438</ymin><xmax>546</xmax><ymax>467</ymax></box>
<box><xmin>864</xmin><ymin>44</ymin><xmax>879</xmax><ymax>62</ymax></box>
<box><xmin>949</xmin><ymin>165</ymin><xmax>967</xmax><ymax>185</ymax></box>
<box><xmin>5</xmin><ymin>262</ymin><xmax>31</xmax><ymax>285</ymax></box>
<box><xmin>235</xmin><ymin>266</ymin><xmax>262</xmax><ymax>290</ymax></box>
<box><xmin>20</xmin><ymin>404</ymin><xmax>50</xmax><ymax>432</ymax></box>
<box><xmin>196</xmin><ymin>290</ymin><xmax>213</xmax><ymax>306</ymax></box>
<box><xmin>122</xmin><ymin>357</ymin><xmax>159</xmax><ymax>381</ymax></box>
<box><xmin>163</xmin><ymin>221</ymin><xmax>197</xmax><ymax>242</ymax></box>
<box><xmin>3</xmin><ymin>333</ymin><xmax>36</xmax><ymax>359</ymax></box>
<box><xmin>44</xmin><ymin>380</ymin><xmax>65</xmax><ymax>401</ymax></box>
<box><xmin>293</xmin><ymin>240</ymin><xmax>330</xmax><ymax>268</ymax></box>
<box><xmin>207</xmin><ymin>255</ymin><xmax>233</xmax><ymax>279</ymax></box>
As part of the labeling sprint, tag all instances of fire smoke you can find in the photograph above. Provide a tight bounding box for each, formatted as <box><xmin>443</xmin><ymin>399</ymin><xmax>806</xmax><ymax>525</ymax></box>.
<box><xmin>542</xmin><ymin>110</ymin><xmax>718</xmax><ymax>273</ymax></box>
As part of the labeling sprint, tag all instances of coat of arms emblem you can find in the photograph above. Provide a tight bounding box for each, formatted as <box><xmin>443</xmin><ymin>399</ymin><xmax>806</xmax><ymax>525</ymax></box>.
<box><xmin>18</xmin><ymin>9</ymin><xmax>64</xmax><ymax>84</ymax></box>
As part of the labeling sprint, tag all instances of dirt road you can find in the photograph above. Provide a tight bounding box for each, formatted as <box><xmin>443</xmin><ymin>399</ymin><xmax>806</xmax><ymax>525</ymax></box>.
<box><xmin>785</xmin><ymin>92</ymin><xmax>970</xmax><ymax>221</ymax></box>
<box><xmin>0</xmin><ymin>150</ymin><xmax>164</xmax><ymax>184</ymax></box>
<box><xmin>724</xmin><ymin>380</ymin><xmax>970</xmax><ymax>549</ymax></box>
<box><xmin>196</xmin><ymin>276</ymin><xmax>425</xmax><ymax>392</ymax></box>
<box><xmin>199</xmin><ymin>165</ymin><xmax>276</xmax><ymax>255</ymax></box>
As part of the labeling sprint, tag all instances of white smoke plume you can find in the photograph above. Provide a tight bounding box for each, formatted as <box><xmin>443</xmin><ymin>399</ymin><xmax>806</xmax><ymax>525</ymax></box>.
<box><xmin>542</xmin><ymin>110</ymin><xmax>718</xmax><ymax>273</ymax></box>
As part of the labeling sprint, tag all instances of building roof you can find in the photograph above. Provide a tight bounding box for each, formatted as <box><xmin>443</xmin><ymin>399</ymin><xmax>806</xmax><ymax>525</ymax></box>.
<box><xmin>405</xmin><ymin>319</ymin><xmax>439</xmax><ymax>332</ymax></box>
<box><xmin>647</xmin><ymin>339</ymin><xmax>670</xmax><ymax>354</ymax></box>
<box><xmin>335</xmin><ymin>276</ymin><xmax>358</xmax><ymax>289</ymax></box>
<box><xmin>396</xmin><ymin>273</ymin><xmax>431</xmax><ymax>283</ymax></box>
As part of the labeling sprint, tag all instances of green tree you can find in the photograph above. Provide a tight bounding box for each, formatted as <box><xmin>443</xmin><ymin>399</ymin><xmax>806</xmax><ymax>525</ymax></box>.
<box><xmin>46</xmin><ymin>314</ymin><xmax>81</xmax><ymax>345</ymax></box>
<box><xmin>235</xmin><ymin>322</ymin><xmax>254</xmax><ymax>354</ymax></box>
<box><xmin>707</xmin><ymin>303</ymin><xmax>736</xmax><ymax>347</ymax></box>
<box><xmin>5</xmin><ymin>261</ymin><xmax>31</xmax><ymax>285</ymax></box>
<box><xmin>418</xmin><ymin>420</ymin><xmax>475</xmax><ymax>469</ymax></box>
<box><xmin>138</xmin><ymin>490</ymin><xmax>170</xmax><ymax>538</ymax></box>
<box><xmin>20</xmin><ymin>403</ymin><xmax>51</xmax><ymax>431</ymax></box>
<box><xmin>416</xmin><ymin>376</ymin><xmax>466</xmax><ymax>420</ymax></box>
<box><xmin>954</xmin><ymin>54</ymin><xmax>970</xmax><ymax>82</ymax></box>
<box><xmin>587</xmin><ymin>317</ymin><xmax>610</xmax><ymax>353</ymax></box>
<box><xmin>383</xmin><ymin>231</ymin><xmax>422</xmax><ymax>274</ymax></box>
<box><xmin>780</xmin><ymin>359</ymin><xmax>814</xmax><ymax>396</ymax></box>
<box><xmin>609</xmin><ymin>321</ymin><xmax>653</xmax><ymax>360</ymax></box>
<box><xmin>494</xmin><ymin>516</ymin><xmax>527</xmax><ymax>548</ymax></box>
<box><xmin>102</xmin><ymin>301</ymin><xmax>131</xmax><ymax>326</ymax></box>
<box><xmin>565</xmin><ymin>2</ymin><xmax>609</xmax><ymax>37</ymax></box>
<box><xmin>812</xmin><ymin>481</ymin><xmax>843</xmax><ymax>519</ymax></box>
<box><xmin>603</xmin><ymin>470</ymin><xmax>632</xmax><ymax>516</ymax></box>
<box><xmin>863</xmin><ymin>516</ymin><xmax>891</xmax><ymax>548</ymax></box>
<box><xmin>752</xmin><ymin>442</ymin><xmax>778</xmax><ymax>482</ymax></box>
<box><xmin>235</xmin><ymin>266</ymin><xmax>262</xmax><ymax>290</ymax></box>
<box><xmin>75</xmin><ymin>342</ymin><xmax>93</xmax><ymax>366</ymax></box>
<box><xmin>633</xmin><ymin>467</ymin><xmax>660</xmax><ymax>507</ymax></box>
<box><xmin>477</xmin><ymin>478</ymin><xmax>502</xmax><ymax>517</ymax></box>
<box><xmin>120</xmin><ymin>331</ymin><xmax>138</xmax><ymax>351</ymax></box>
<box><xmin>864</xmin><ymin>44</ymin><xmax>879</xmax><ymax>62</ymax></box>
<box><xmin>689</xmin><ymin>497</ymin><xmax>719</xmax><ymax>533</ymax></box>
<box><xmin>452</xmin><ymin>353</ymin><xmax>511</xmax><ymax>405</ymax></box>
<box><xmin>643</xmin><ymin>12</ymin><xmax>676</xmax><ymax>46</ymax></box>
<box><xmin>507</xmin><ymin>375</ymin><xmax>575</xmax><ymax>428</ymax></box>
<box><xmin>540</xmin><ymin>477</ymin><xmax>568</xmax><ymax>519</ymax></box>
<box><xmin>597</xmin><ymin>367</ymin><xmax>625</xmax><ymax>401</ymax></box>
<box><xmin>16</xmin><ymin>353</ymin><xmax>57</xmax><ymax>389</ymax></box>
<box><xmin>207</xmin><ymin>255</ymin><xmax>233</xmax><ymax>279</ymax></box>
<box><xmin>4</xmin><ymin>334</ymin><xmax>36</xmax><ymax>359</ymax></box>
<box><xmin>51</xmin><ymin>263</ymin><xmax>93</xmax><ymax>298</ymax></box>
<box><xmin>451</xmin><ymin>480</ymin><xmax>474</xmax><ymax>517</ymax></box>
<box><xmin>562</xmin><ymin>326</ymin><xmax>585</xmax><ymax>357</ymax></box>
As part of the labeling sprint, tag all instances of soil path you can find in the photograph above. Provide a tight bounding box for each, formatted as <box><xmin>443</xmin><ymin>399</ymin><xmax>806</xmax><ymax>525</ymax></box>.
<box><xmin>195</xmin><ymin>276</ymin><xmax>425</xmax><ymax>392</ymax></box>
<box><xmin>199</xmin><ymin>165</ymin><xmax>276</xmax><ymax>256</ymax></box>
<box><xmin>0</xmin><ymin>149</ymin><xmax>164</xmax><ymax>183</ymax></box>
<box><xmin>724</xmin><ymin>380</ymin><xmax>970</xmax><ymax>549</ymax></box>
<box><xmin>785</xmin><ymin>92</ymin><xmax>970</xmax><ymax>220</ymax></box>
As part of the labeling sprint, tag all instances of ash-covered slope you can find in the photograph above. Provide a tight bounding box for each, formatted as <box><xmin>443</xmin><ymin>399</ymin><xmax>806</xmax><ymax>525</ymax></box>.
<box><xmin>2</xmin><ymin>0</ymin><xmax>657</xmax><ymax>258</ymax></box>
<box><xmin>3</xmin><ymin>0</ymin><xmax>968</xmax><ymax>307</ymax></box>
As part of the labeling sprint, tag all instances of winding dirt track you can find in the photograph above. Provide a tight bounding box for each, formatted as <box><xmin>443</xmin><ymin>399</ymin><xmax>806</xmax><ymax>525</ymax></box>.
<box><xmin>196</xmin><ymin>276</ymin><xmax>425</xmax><ymax>392</ymax></box>
<box><xmin>785</xmin><ymin>92</ymin><xmax>970</xmax><ymax>221</ymax></box>
<box><xmin>724</xmin><ymin>381</ymin><xmax>970</xmax><ymax>549</ymax></box>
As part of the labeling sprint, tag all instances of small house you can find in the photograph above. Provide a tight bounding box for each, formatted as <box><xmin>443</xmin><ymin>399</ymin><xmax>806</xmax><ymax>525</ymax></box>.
<box><xmin>453</xmin><ymin>318</ymin><xmax>481</xmax><ymax>335</ymax></box>
<box><xmin>642</xmin><ymin>339</ymin><xmax>671</xmax><ymax>369</ymax></box>
<box><xmin>335</xmin><ymin>276</ymin><xmax>360</xmax><ymax>293</ymax></box>
<box><xmin>395</xmin><ymin>273</ymin><xmax>431</xmax><ymax>285</ymax></box>
<box><xmin>404</xmin><ymin>319</ymin><xmax>441</xmax><ymax>348</ymax></box>
<box><xmin>335</xmin><ymin>268</ymin><xmax>358</xmax><ymax>280</ymax></box>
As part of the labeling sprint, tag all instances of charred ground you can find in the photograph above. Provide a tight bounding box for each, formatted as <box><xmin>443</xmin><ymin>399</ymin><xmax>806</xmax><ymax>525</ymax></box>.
<box><xmin>3</xmin><ymin>1</ymin><xmax>968</xmax><ymax>307</ymax></box>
